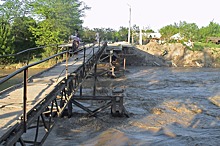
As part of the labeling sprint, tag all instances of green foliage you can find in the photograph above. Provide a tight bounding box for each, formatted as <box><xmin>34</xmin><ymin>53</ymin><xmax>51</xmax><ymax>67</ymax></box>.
<box><xmin>81</xmin><ymin>27</ymin><xmax>96</xmax><ymax>43</ymax></box>
<box><xmin>159</xmin><ymin>21</ymin><xmax>220</xmax><ymax>44</ymax></box>
<box><xmin>82</xmin><ymin>26</ymin><xmax>128</xmax><ymax>43</ymax></box>
<box><xmin>0</xmin><ymin>0</ymin><xmax>88</xmax><ymax>63</ymax></box>
<box><xmin>159</xmin><ymin>21</ymin><xmax>199</xmax><ymax>42</ymax></box>
<box><xmin>188</xmin><ymin>42</ymin><xmax>204</xmax><ymax>51</ymax></box>
<box><xmin>30</xmin><ymin>19</ymin><xmax>60</xmax><ymax>45</ymax></box>
<box><xmin>143</xmin><ymin>28</ymin><xmax>154</xmax><ymax>33</ymax></box>
<box><xmin>82</xmin><ymin>25</ymin><xmax>153</xmax><ymax>43</ymax></box>
<box><xmin>11</xmin><ymin>17</ymin><xmax>36</xmax><ymax>53</ymax></box>
<box><xmin>28</xmin><ymin>0</ymin><xmax>89</xmax><ymax>58</ymax></box>
<box><xmin>117</xmin><ymin>26</ymin><xmax>129</xmax><ymax>41</ymax></box>
<box><xmin>198</xmin><ymin>21</ymin><xmax>220</xmax><ymax>42</ymax></box>
<box><xmin>0</xmin><ymin>0</ymin><xmax>36</xmax><ymax>63</ymax></box>
<box><xmin>0</xmin><ymin>0</ymin><xmax>17</xmax><ymax>56</ymax></box>
<box><xmin>186</xmin><ymin>42</ymin><xmax>220</xmax><ymax>52</ymax></box>
<box><xmin>30</xmin><ymin>0</ymin><xmax>88</xmax><ymax>45</ymax></box>
<box><xmin>159</xmin><ymin>24</ymin><xmax>179</xmax><ymax>41</ymax></box>
<box><xmin>2</xmin><ymin>0</ymin><xmax>220</xmax><ymax>65</ymax></box>
<box><xmin>179</xmin><ymin>21</ymin><xmax>199</xmax><ymax>41</ymax></box>
<box><xmin>197</xmin><ymin>42</ymin><xmax>219</xmax><ymax>49</ymax></box>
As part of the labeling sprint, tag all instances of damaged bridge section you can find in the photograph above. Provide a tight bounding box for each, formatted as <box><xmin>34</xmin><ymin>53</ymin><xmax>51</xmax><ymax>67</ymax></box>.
<box><xmin>0</xmin><ymin>42</ymin><xmax>130</xmax><ymax>145</ymax></box>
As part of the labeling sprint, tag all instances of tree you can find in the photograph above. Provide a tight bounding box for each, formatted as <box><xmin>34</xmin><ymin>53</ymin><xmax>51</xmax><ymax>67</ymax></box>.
<box><xmin>117</xmin><ymin>26</ymin><xmax>128</xmax><ymax>42</ymax></box>
<box><xmin>0</xmin><ymin>0</ymin><xmax>33</xmax><ymax>55</ymax></box>
<box><xmin>11</xmin><ymin>17</ymin><xmax>36</xmax><ymax>52</ymax></box>
<box><xmin>0</xmin><ymin>0</ymin><xmax>20</xmax><ymax>56</ymax></box>
<box><xmin>131</xmin><ymin>24</ymin><xmax>140</xmax><ymax>43</ymax></box>
<box><xmin>179</xmin><ymin>21</ymin><xmax>199</xmax><ymax>41</ymax></box>
<box><xmin>198</xmin><ymin>21</ymin><xmax>220</xmax><ymax>42</ymax></box>
<box><xmin>141</xmin><ymin>27</ymin><xmax>154</xmax><ymax>44</ymax></box>
<box><xmin>159</xmin><ymin>21</ymin><xmax>199</xmax><ymax>42</ymax></box>
<box><xmin>82</xmin><ymin>27</ymin><xmax>96</xmax><ymax>43</ymax></box>
<box><xmin>29</xmin><ymin>0</ymin><xmax>89</xmax><ymax>57</ymax></box>
<box><xmin>101</xmin><ymin>28</ymin><xmax>116</xmax><ymax>42</ymax></box>
<box><xmin>0</xmin><ymin>17</ymin><xmax>14</xmax><ymax>56</ymax></box>
<box><xmin>159</xmin><ymin>24</ymin><xmax>179</xmax><ymax>41</ymax></box>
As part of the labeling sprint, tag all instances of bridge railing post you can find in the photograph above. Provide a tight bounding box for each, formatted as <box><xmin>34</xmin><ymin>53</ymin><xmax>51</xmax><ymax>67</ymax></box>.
<box><xmin>93</xmin><ymin>63</ymin><xmax>97</xmax><ymax>97</ymax></box>
<box><xmin>65</xmin><ymin>47</ymin><xmax>69</xmax><ymax>79</ymax></box>
<box><xmin>23</xmin><ymin>68</ymin><xmax>28</xmax><ymax>132</ymax></box>
<box><xmin>56</xmin><ymin>44</ymin><xmax>59</xmax><ymax>64</ymax></box>
<box><xmin>83</xmin><ymin>45</ymin><xmax>86</xmax><ymax>72</ymax></box>
<box><xmin>93</xmin><ymin>45</ymin><xmax>95</xmax><ymax>61</ymax></box>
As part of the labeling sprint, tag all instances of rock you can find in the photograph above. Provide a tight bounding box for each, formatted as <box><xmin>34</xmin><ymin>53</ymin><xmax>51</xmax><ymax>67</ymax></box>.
<box><xmin>136</xmin><ymin>42</ymin><xmax>220</xmax><ymax>67</ymax></box>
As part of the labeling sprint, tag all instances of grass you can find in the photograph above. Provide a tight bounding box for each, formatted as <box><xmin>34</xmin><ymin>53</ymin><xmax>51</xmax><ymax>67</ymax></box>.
<box><xmin>186</xmin><ymin>42</ymin><xmax>220</xmax><ymax>51</ymax></box>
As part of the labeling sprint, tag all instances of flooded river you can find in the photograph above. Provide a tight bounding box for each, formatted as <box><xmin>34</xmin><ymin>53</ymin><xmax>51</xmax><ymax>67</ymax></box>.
<box><xmin>0</xmin><ymin>68</ymin><xmax>47</xmax><ymax>91</ymax></box>
<box><xmin>40</xmin><ymin>66</ymin><xmax>220</xmax><ymax>145</ymax></box>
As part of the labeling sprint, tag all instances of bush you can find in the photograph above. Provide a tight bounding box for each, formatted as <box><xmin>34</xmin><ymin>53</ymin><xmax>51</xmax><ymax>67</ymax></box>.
<box><xmin>184</xmin><ymin>42</ymin><xmax>220</xmax><ymax>51</ymax></box>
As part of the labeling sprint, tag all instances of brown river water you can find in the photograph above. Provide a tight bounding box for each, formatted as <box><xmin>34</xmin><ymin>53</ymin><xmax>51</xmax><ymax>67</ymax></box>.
<box><xmin>41</xmin><ymin>66</ymin><xmax>220</xmax><ymax>146</ymax></box>
<box><xmin>0</xmin><ymin>68</ymin><xmax>47</xmax><ymax>91</ymax></box>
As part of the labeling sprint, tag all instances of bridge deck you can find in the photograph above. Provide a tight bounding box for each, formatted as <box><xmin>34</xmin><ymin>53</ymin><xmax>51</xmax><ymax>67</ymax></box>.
<box><xmin>0</xmin><ymin>46</ymin><xmax>100</xmax><ymax>138</ymax></box>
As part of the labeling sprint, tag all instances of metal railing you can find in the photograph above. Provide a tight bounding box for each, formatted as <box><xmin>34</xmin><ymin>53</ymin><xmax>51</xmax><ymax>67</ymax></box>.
<box><xmin>0</xmin><ymin>42</ymin><xmax>105</xmax><ymax>145</ymax></box>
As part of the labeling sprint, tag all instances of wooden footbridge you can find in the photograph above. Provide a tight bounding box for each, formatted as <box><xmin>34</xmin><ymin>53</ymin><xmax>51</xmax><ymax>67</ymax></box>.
<box><xmin>0</xmin><ymin>42</ymin><xmax>132</xmax><ymax>145</ymax></box>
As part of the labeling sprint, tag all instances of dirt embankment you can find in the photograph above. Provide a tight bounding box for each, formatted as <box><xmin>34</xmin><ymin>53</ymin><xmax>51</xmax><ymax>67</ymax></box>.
<box><xmin>136</xmin><ymin>42</ymin><xmax>220</xmax><ymax>67</ymax></box>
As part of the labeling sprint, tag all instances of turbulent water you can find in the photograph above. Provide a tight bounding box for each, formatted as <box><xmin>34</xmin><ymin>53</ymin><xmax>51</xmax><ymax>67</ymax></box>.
<box><xmin>44</xmin><ymin>66</ymin><xmax>220</xmax><ymax>146</ymax></box>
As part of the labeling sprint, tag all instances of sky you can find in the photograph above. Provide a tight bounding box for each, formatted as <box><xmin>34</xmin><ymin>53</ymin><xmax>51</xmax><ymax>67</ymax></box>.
<box><xmin>82</xmin><ymin>0</ymin><xmax>220</xmax><ymax>32</ymax></box>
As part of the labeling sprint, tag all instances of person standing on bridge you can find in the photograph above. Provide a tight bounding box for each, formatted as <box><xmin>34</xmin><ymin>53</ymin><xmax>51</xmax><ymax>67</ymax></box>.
<box><xmin>68</xmin><ymin>29</ymin><xmax>80</xmax><ymax>57</ymax></box>
<box><xmin>95</xmin><ymin>32</ymin><xmax>100</xmax><ymax>44</ymax></box>
<box><xmin>69</xmin><ymin>29</ymin><xmax>80</xmax><ymax>41</ymax></box>
<box><xmin>73</xmin><ymin>29</ymin><xmax>81</xmax><ymax>56</ymax></box>
<box><xmin>72</xmin><ymin>36</ymin><xmax>80</xmax><ymax>52</ymax></box>
<box><xmin>75</xmin><ymin>29</ymin><xmax>80</xmax><ymax>39</ymax></box>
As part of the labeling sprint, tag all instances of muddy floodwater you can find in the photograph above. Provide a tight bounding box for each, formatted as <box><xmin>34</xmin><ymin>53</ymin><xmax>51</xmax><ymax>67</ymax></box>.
<box><xmin>44</xmin><ymin>66</ymin><xmax>220</xmax><ymax>146</ymax></box>
<box><xmin>0</xmin><ymin>68</ymin><xmax>46</xmax><ymax>91</ymax></box>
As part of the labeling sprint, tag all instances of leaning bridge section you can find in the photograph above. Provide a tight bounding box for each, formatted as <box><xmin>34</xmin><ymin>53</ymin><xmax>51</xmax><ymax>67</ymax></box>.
<box><xmin>0</xmin><ymin>42</ymin><xmax>128</xmax><ymax>145</ymax></box>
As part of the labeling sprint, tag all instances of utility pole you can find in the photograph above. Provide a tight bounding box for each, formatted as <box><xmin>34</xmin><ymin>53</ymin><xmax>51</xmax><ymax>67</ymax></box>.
<box><xmin>127</xmin><ymin>4</ymin><xmax>131</xmax><ymax>44</ymax></box>
<box><xmin>139</xmin><ymin>26</ymin><xmax>142</xmax><ymax>45</ymax></box>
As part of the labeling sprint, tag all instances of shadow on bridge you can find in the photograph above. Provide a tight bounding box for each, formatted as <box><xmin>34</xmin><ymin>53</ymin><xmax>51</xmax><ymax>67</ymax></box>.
<box><xmin>0</xmin><ymin>41</ymin><xmax>132</xmax><ymax>145</ymax></box>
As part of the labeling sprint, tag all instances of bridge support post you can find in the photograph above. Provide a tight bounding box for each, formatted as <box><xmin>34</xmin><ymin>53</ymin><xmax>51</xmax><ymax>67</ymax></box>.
<box><xmin>23</xmin><ymin>68</ymin><xmax>28</xmax><ymax>132</ymax></box>
<box><xmin>93</xmin><ymin>63</ymin><xmax>97</xmax><ymax>97</ymax></box>
<box><xmin>111</xmin><ymin>88</ymin><xmax>124</xmax><ymax>117</ymax></box>
<box><xmin>67</xmin><ymin>101</ymin><xmax>72</xmax><ymax>118</ymax></box>
<box><xmin>65</xmin><ymin>49</ymin><xmax>69</xmax><ymax>79</ymax></box>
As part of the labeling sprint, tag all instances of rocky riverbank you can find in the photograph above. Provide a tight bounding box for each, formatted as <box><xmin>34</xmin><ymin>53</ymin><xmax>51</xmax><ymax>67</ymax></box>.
<box><xmin>136</xmin><ymin>42</ymin><xmax>220</xmax><ymax>67</ymax></box>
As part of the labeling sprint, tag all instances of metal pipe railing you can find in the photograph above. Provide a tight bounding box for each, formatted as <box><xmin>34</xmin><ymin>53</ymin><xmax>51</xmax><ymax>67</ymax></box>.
<box><xmin>0</xmin><ymin>44</ymin><xmax>69</xmax><ymax>135</ymax></box>
<box><xmin>23</xmin><ymin>68</ymin><xmax>28</xmax><ymax>132</ymax></box>
<box><xmin>0</xmin><ymin>42</ymin><xmax>104</xmax><ymax>136</ymax></box>
<box><xmin>0</xmin><ymin>44</ymin><xmax>59</xmax><ymax>58</ymax></box>
<box><xmin>0</xmin><ymin>50</ymin><xmax>68</xmax><ymax>84</ymax></box>
<box><xmin>0</xmin><ymin>41</ymin><xmax>109</xmax><ymax>146</ymax></box>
